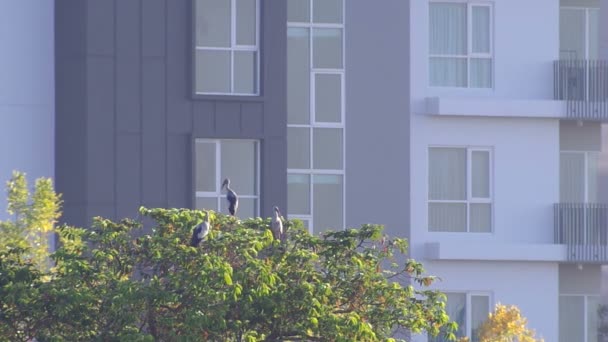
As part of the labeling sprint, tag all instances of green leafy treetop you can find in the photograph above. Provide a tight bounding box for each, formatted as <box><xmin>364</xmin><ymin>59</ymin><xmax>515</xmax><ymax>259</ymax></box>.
<box><xmin>0</xmin><ymin>207</ymin><xmax>457</xmax><ymax>341</ymax></box>
<box><xmin>0</xmin><ymin>171</ymin><xmax>61</xmax><ymax>271</ymax></box>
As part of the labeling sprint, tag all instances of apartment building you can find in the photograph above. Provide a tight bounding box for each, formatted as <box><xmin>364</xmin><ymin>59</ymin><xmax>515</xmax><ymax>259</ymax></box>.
<box><xmin>1</xmin><ymin>0</ymin><xmax>607</xmax><ymax>341</ymax></box>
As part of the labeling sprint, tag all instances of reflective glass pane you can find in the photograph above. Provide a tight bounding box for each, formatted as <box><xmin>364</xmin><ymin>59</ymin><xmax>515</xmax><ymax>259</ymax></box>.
<box><xmin>429</xmin><ymin>203</ymin><xmax>467</xmax><ymax>232</ymax></box>
<box><xmin>429</xmin><ymin>148</ymin><xmax>466</xmax><ymax>200</ymax></box>
<box><xmin>313</xmin><ymin>175</ymin><xmax>343</xmax><ymax>233</ymax></box>
<box><xmin>313</xmin><ymin>0</ymin><xmax>342</xmax><ymax>23</ymax></box>
<box><xmin>590</xmin><ymin>9</ymin><xmax>599</xmax><ymax>59</ymax></box>
<box><xmin>588</xmin><ymin>152</ymin><xmax>599</xmax><ymax>203</ymax></box>
<box><xmin>219</xmin><ymin>196</ymin><xmax>256</xmax><ymax>218</ymax></box>
<box><xmin>560</xmin><ymin>152</ymin><xmax>585</xmax><ymax>202</ymax></box>
<box><xmin>588</xmin><ymin>296</ymin><xmax>600</xmax><ymax>342</ymax></box>
<box><xmin>472</xmin><ymin>151</ymin><xmax>490</xmax><ymax>198</ymax></box>
<box><xmin>470</xmin><ymin>203</ymin><xmax>491</xmax><ymax>233</ymax></box>
<box><xmin>430</xmin><ymin>293</ymin><xmax>466</xmax><ymax>342</ymax></box>
<box><xmin>234</xmin><ymin>51</ymin><xmax>257</xmax><ymax>94</ymax></box>
<box><xmin>313</xmin><ymin>128</ymin><xmax>343</xmax><ymax>170</ymax></box>
<box><xmin>288</xmin><ymin>0</ymin><xmax>310</xmax><ymax>22</ymax></box>
<box><xmin>221</xmin><ymin>140</ymin><xmax>257</xmax><ymax>195</ymax></box>
<box><xmin>288</xmin><ymin>127</ymin><xmax>310</xmax><ymax>169</ymax></box>
<box><xmin>560</xmin><ymin>9</ymin><xmax>586</xmax><ymax>60</ymax></box>
<box><xmin>315</xmin><ymin>74</ymin><xmax>342</xmax><ymax>123</ymax></box>
<box><xmin>559</xmin><ymin>296</ymin><xmax>585</xmax><ymax>342</ymax></box>
<box><xmin>430</xmin><ymin>57</ymin><xmax>467</xmax><ymax>87</ymax></box>
<box><xmin>429</xmin><ymin>3</ymin><xmax>467</xmax><ymax>55</ymax></box>
<box><xmin>196</xmin><ymin>50</ymin><xmax>231</xmax><ymax>93</ymax></box>
<box><xmin>288</xmin><ymin>174</ymin><xmax>311</xmax><ymax>215</ymax></box>
<box><xmin>236</xmin><ymin>0</ymin><xmax>256</xmax><ymax>45</ymax></box>
<box><xmin>313</xmin><ymin>28</ymin><xmax>343</xmax><ymax>69</ymax></box>
<box><xmin>472</xmin><ymin>6</ymin><xmax>490</xmax><ymax>54</ymax></box>
<box><xmin>196</xmin><ymin>197</ymin><xmax>219</xmax><ymax>211</ymax></box>
<box><xmin>288</xmin><ymin>28</ymin><xmax>310</xmax><ymax>124</ymax></box>
<box><xmin>471</xmin><ymin>296</ymin><xmax>489</xmax><ymax>342</ymax></box>
<box><xmin>196</xmin><ymin>0</ymin><xmax>231</xmax><ymax>47</ymax></box>
<box><xmin>470</xmin><ymin>58</ymin><xmax>492</xmax><ymax>88</ymax></box>
<box><xmin>195</xmin><ymin>141</ymin><xmax>216</xmax><ymax>192</ymax></box>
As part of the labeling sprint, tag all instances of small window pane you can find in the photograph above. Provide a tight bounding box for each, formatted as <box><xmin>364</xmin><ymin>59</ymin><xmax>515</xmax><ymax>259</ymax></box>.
<box><xmin>430</xmin><ymin>293</ymin><xmax>466</xmax><ymax>342</ymax></box>
<box><xmin>234</xmin><ymin>51</ymin><xmax>257</xmax><ymax>94</ymax></box>
<box><xmin>313</xmin><ymin>0</ymin><xmax>342</xmax><ymax>23</ymax></box>
<box><xmin>313</xmin><ymin>128</ymin><xmax>343</xmax><ymax>170</ymax></box>
<box><xmin>560</xmin><ymin>152</ymin><xmax>586</xmax><ymax>202</ymax></box>
<box><xmin>472</xmin><ymin>6</ymin><xmax>490</xmax><ymax>54</ymax></box>
<box><xmin>471</xmin><ymin>296</ymin><xmax>490</xmax><ymax>342</ymax></box>
<box><xmin>589</xmin><ymin>9</ymin><xmax>599</xmax><ymax>59</ymax></box>
<box><xmin>196</xmin><ymin>50</ymin><xmax>231</xmax><ymax>93</ymax></box>
<box><xmin>470</xmin><ymin>203</ymin><xmax>491</xmax><ymax>233</ymax></box>
<box><xmin>221</xmin><ymin>141</ymin><xmax>256</xmax><ymax>195</ymax></box>
<box><xmin>195</xmin><ymin>141</ymin><xmax>216</xmax><ymax>192</ymax></box>
<box><xmin>588</xmin><ymin>296</ymin><xmax>600</xmax><ymax>342</ymax></box>
<box><xmin>196</xmin><ymin>0</ymin><xmax>231</xmax><ymax>47</ymax></box>
<box><xmin>229</xmin><ymin>198</ymin><xmax>256</xmax><ymax>219</ymax></box>
<box><xmin>471</xmin><ymin>151</ymin><xmax>490</xmax><ymax>198</ymax></box>
<box><xmin>288</xmin><ymin>0</ymin><xmax>310</xmax><ymax>22</ymax></box>
<box><xmin>313</xmin><ymin>28</ymin><xmax>343</xmax><ymax>69</ymax></box>
<box><xmin>560</xmin><ymin>9</ymin><xmax>586</xmax><ymax>60</ymax></box>
<box><xmin>236</xmin><ymin>0</ymin><xmax>256</xmax><ymax>45</ymax></box>
<box><xmin>313</xmin><ymin>175</ymin><xmax>343</xmax><ymax>233</ymax></box>
<box><xmin>429</xmin><ymin>148</ymin><xmax>466</xmax><ymax>200</ymax></box>
<box><xmin>559</xmin><ymin>296</ymin><xmax>585</xmax><ymax>342</ymax></box>
<box><xmin>588</xmin><ymin>153</ymin><xmax>599</xmax><ymax>202</ymax></box>
<box><xmin>429</xmin><ymin>3</ymin><xmax>467</xmax><ymax>55</ymax></box>
<box><xmin>429</xmin><ymin>203</ymin><xmax>467</xmax><ymax>232</ymax></box>
<box><xmin>470</xmin><ymin>58</ymin><xmax>492</xmax><ymax>88</ymax></box>
<box><xmin>288</xmin><ymin>127</ymin><xmax>310</xmax><ymax>169</ymax></box>
<box><xmin>430</xmin><ymin>57</ymin><xmax>467</xmax><ymax>87</ymax></box>
<box><xmin>288</xmin><ymin>174</ymin><xmax>311</xmax><ymax>215</ymax></box>
<box><xmin>315</xmin><ymin>74</ymin><xmax>342</xmax><ymax>123</ymax></box>
<box><xmin>196</xmin><ymin>197</ymin><xmax>219</xmax><ymax>211</ymax></box>
<box><xmin>288</xmin><ymin>28</ymin><xmax>310</xmax><ymax>124</ymax></box>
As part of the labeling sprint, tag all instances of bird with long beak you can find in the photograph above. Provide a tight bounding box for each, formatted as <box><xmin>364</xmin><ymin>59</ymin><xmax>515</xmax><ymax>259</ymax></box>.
<box><xmin>222</xmin><ymin>178</ymin><xmax>238</xmax><ymax>216</ymax></box>
<box><xmin>191</xmin><ymin>211</ymin><xmax>210</xmax><ymax>247</ymax></box>
<box><xmin>271</xmin><ymin>206</ymin><xmax>283</xmax><ymax>241</ymax></box>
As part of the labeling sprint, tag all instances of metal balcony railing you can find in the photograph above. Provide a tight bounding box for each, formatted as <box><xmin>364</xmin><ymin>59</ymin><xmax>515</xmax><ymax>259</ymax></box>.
<box><xmin>554</xmin><ymin>203</ymin><xmax>608</xmax><ymax>263</ymax></box>
<box><xmin>554</xmin><ymin>60</ymin><xmax>608</xmax><ymax>121</ymax></box>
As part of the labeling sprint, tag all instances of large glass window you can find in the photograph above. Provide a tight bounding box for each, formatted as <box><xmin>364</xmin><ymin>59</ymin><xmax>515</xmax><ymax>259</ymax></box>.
<box><xmin>428</xmin><ymin>147</ymin><xmax>493</xmax><ymax>232</ymax></box>
<box><xmin>194</xmin><ymin>0</ymin><xmax>259</xmax><ymax>95</ymax></box>
<box><xmin>560</xmin><ymin>7</ymin><xmax>599</xmax><ymax>60</ymax></box>
<box><xmin>560</xmin><ymin>151</ymin><xmax>599</xmax><ymax>202</ymax></box>
<box><xmin>430</xmin><ymin>293</ymin><xmax>490</xmax><ymax>342</ymax></box>
<box><xmin>559</xmin><ymin>295</ymin><xmax>600</xmax><ymax>342</ymax></box>
<box><xmin>194</xmin><ymin>139</ymin><xmax>259</xmax><ymax>218</ymax></box>
<box><xmin>287</xmin><ymin>0</ymin><xmax>344</xmax><ymax>234</ymax></box>
<box><xmin>429</xmin><ymin>2</ymin><xmax>493</xmax><ymax>88</ymax></box>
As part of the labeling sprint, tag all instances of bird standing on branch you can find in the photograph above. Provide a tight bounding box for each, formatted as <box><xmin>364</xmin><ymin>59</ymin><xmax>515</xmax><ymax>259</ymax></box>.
<box><xmin>271</xmin><ymin>206</ymin><xmax>283</xmax><ymax>241</ymax></box>
<box><xmin>222</xmin><ymin>178</ymin><xmax>238</xmax><ymax>216</ymax></box>
<box><xmin>191</xmin><ymin>211</ymin><xmax>210</xmax><ymax>247</ymax></box>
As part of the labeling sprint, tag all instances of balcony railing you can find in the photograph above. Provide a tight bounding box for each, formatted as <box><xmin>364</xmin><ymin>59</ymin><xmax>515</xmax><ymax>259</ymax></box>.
<box><xmin>554</xmin><ymin>203</ymin><xmax>608</xmax><ymax>263</ymax></box>
<box><xmin>554</xmin><ymin>60</ymin><xmax>608</xmax><ymax>121</ymax></box>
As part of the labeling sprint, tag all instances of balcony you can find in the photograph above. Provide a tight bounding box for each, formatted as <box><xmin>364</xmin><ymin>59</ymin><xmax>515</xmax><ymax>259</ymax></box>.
<box><xmin>554</xmin><ymin>203</ymin><xmax>608</xmax><ymax>263</ymax></box>
<box><xmin>554</xmin><ymin>60</ymin><xmax>608</xmax><ymax>121</ymax></box>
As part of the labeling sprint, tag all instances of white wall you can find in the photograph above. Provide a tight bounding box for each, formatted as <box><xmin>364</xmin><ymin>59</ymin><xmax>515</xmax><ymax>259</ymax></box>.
<box><xmin>412</xmin><ymin>261</ymin><xmax>559</xmax><ymax>342</ymax></box>
<box><xmin>0</xmin><ymin>2</ymin><xmax>54</xmax><ymax>219</ymax></box>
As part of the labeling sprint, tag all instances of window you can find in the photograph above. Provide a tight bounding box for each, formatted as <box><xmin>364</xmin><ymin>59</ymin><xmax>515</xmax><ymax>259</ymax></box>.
<box><xmin>430</xmin><ymin>293</ymin><xmax>490</xmax><ymax>342</ymax></box>
<box><xmin>194</xmin><ymin>0</ymin><xmax>259</xmax><ymax>95</ymax></box>
<box><xmin>428</xmin><ymin>147</ymin><xmax>492</xmax><ymax>232</ymax></box>
<box><xmin>560</xmin><ymin>7</ymin><xmax>599</xmax><ymax>60</ymax></box>
<box><xmin>559</xmin><ymin>295</ymin><xmax>600</xmax><ymax>342</ymax></box>
<box><xmin>287</xmin><ymin>0</ymin><xmax>344</xmax><ymax>233</ymax></box>
<box><xmin>429</xmin><ymin>2</ymin><xmax>493</xmax><ymax>88</ymax></box>
<box><xmin>560</xmin><ymin>151</ymin><xmax>599</xmax><ymax>202</ymax></box>
<box><xmin>194</xmin><ymin>139</ymin><xmax>260</xmax><ymax>218</ymax></box>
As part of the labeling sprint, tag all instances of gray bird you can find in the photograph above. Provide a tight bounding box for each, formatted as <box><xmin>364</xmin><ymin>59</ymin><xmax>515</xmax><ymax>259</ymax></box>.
<box><xmin>190</xmin><ymin>211</ymin><xmax>210</xmax><ymax>247</ymax></box>
<box><xmin>222</xmin><ymin>178</ymin><xmax>238</xmax><ymax>216</ymax></box>
<box><xmin>271</xmin><ymin>206</ymin><xmax>283</xmax><ymax>241</ymax></box>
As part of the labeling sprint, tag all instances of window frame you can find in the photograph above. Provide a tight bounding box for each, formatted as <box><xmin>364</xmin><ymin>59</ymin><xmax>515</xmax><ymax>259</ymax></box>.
<box><xmin>430</xmin><ymin>291</ymin><xmax>492</xmax><ymax>342</ymax></box>
<box><xmin>560</xmin><ymin>150</ymin><xmax>599</xmax><ymax>203</ymax></box>
<box><xmin>192</xmin><ymin>0</ymin><xmax>261</xmax><ymax>97</ymax></box>
<box><xmin>428</xmin><ymin>1</ymin><xmax>494</xmax><ymax>88</ymax></box>
<box><xmin>428</xmin><ymin>146</ymin><xmax>494</xmax><ymax>233</ymax></box>
<box><xmin>193</xmin><ymin>138</ymin><xmax>261</xmax><ymax>217</ymax></box>
<box><xmin>559</xmin><ymin>294</ymin><xmax>600</xmax><ymax>342</ymax></box>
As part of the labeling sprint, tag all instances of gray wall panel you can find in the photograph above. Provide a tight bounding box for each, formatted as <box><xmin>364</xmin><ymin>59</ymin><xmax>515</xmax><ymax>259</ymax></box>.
<box><xmin>192</xmin><ymin>102</ymin><xmax>215</xmax><ymax>136</ymax></box>
<box><xmin>241</xmin><ymin>103</ymin><xmax>264</xmax><ymax>136</ymax></box>
<box><xmin>116</xmin><ymin>0</ymin><xmax>141</xmax><ymax>133</ymax></box>
<box><xmin>116</xmin><ymin>133</ymin><xmax>142</xmax><ymax>212</ymax></box>
<box><xmin>86</xmin><ymin>0</ymin><xmax>115</xmax><ymax>56</ymax></box>
<box><xmin>261</xmin><ymin>137</ymin><xmax>287</xmax><ymax>217</ymax></box>
<box><xmin>167</xmin><ymin>134</ymin><xmax>191</xmax><ymax>208</ymax></box>
<box><xmin>55</xmin><ymin>1</ymin><xmax>86</xmax><ymax>58</ymax></box>
<box><xmin>215</xmin><ymin>102</ymin><xmax>241</xmax><ymax>137</ymax></box>
<box><xmin>142</xmin><ymin>0</ymin><xmax>166</xmax><ymax>58</ymax></box>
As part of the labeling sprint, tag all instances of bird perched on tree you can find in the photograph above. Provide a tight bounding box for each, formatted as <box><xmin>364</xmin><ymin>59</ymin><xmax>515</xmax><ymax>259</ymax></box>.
<box><xmin>271</xmin><ymin>206</ymin><xmax>283</xmax><ymax>241</ymax></box>
<box><xmin>222</xmin><ymin>178</ymin><xmax>238</xmax><ymax>216</ymax></box>
<box><xmin>190</xmin><ymin>211</ymin><xmax>210</xmax><ymax>247</ymax></box>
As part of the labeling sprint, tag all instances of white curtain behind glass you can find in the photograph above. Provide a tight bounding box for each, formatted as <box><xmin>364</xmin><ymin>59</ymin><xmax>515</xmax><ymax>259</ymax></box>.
<box><xmin>429</xmin><ymin>3</ymin><xmax>467</xmax><ymax>87</ymax></box>
<box><xmin>429</xmin><ymin>148</ymin><xmax>467</xmax><ymax>232</ymax></box>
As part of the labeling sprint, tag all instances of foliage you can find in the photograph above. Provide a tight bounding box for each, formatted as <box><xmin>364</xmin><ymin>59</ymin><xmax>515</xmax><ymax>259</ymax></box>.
<box><xmin>0</xmin><ymin>171</ymin><xmax>61</xmax><ymax>271</ymax></box>
<box><xmin>0</xmin><ymin>207</ymin><xmax>457</xmax><ymax>341</ymax></box>
<box><xmin>476</xmin><ymin>304</ymin><xmax>543</xmax><ymax>342</ymax></box>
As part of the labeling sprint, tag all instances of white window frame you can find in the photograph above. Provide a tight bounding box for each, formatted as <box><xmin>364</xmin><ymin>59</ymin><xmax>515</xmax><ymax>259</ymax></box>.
<box><xmin>430</xmin><ymin>292</ymin><xmax>492</xmax><ymax>342</ymax></box>
<box><xmin>429</xmin><ymin>1</ymin><xmax>494</xmax><ymax>88</ymax></box>
<box><xmin>560</xmin><ymin>150</ymin><xmax>599</xmax><ymax>203</ymax></box>
<box><xmin>194</xmin><ymin>139</ymin><xmax>261</xmax><ymax>217</ymax></box>
<box><xmin>559</xmin><ymin>294</ymin><xmax>600</xmax><ymax>342</ymax></box>
<box><xmin>194</xmin><ymin>0</ymin><xmax>261</xmax><ymax>96</ymax></box>
<box><xmin>428</xmin><ymin>146</ymin><xmax>494</xmax><ymax>233</ymax></box>
<box><xmin>287</xmin><ymin>0</ymin><xmax>346</xmax><ymax>234</ymax></box>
